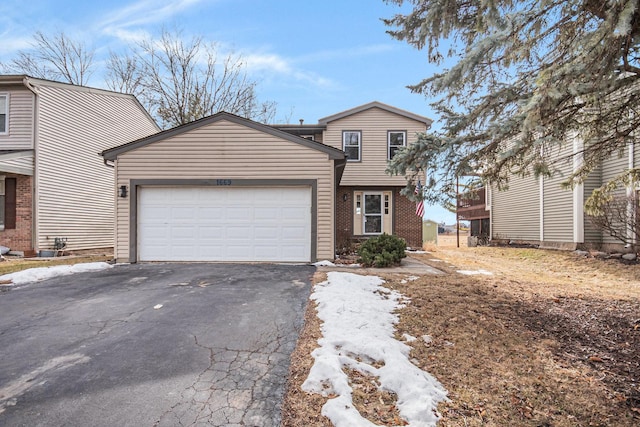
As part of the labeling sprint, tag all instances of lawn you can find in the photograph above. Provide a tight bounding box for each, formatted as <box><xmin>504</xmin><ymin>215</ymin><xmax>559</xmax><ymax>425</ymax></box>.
<box><xmin>282</xmin><ymin>238</ymin><xmax>640</xmax><ymax>426</ymax></box>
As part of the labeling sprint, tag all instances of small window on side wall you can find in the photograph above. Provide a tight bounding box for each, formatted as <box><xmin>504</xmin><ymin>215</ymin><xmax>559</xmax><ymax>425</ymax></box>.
<box><xmin>343</xmin><ymin>131</ymin><xmax>361</xmax><ymax>161</ymax></box>
<box><xmin>0</xmin><ymin>94</ymin><xmax>8</xmax><ymax>134</ymax></box>
<box><xmin>388</xmin><ymin>131</ymin><xmax>406</xmax><ymax>160</ymax></box>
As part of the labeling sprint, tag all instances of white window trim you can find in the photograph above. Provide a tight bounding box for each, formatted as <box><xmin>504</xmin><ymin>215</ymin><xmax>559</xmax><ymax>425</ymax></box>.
<box><xmin>363</xmin><ymin>192</ymin><xmax>383</xmax><ymax>235</ymax></box>
<box><xmin>0</xmin><ymin>93</ymin><xmax>8</xmax><ymax>135</ymax></box>
<box><xmin>387</xmin><ymin>130</ymin><xmax>406</xmax><ymax>160</ymax></box>
<box><xmin>342</xmin><ymin>130</ymin><xmax>361</xmax><ymax>162</ymax></box>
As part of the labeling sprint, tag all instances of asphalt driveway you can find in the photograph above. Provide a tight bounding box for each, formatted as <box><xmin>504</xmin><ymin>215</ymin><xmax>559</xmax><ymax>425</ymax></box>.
<box><xmin>0</xmin><ymin>263</ymin><xmax>314</xmax><ymax>427</ymax></box>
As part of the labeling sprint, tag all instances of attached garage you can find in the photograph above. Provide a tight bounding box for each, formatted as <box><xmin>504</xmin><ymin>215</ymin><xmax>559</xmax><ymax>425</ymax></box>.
<box><xmin>137</xmin><ymin>186</ymin><xmax>312</xmax><ymax>262</ymax></box>
<box><xmin>101</xmin><ymin>112</ymin><xmax>345</xmax><ymax>263</ymax></box>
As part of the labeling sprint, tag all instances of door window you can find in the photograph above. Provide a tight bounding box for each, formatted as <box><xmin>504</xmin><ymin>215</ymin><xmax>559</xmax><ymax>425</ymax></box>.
<box><xmin>364</xmin><ymin>193</ymin><xmax>382</xmax><ymax>234</ymax></box>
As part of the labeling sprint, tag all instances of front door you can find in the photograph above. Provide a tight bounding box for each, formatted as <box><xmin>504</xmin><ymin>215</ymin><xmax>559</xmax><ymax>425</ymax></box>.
<box><xmin>363</xmin><ymin>193</ymin><xmax>383</xmax><ymax>234</ymax></box>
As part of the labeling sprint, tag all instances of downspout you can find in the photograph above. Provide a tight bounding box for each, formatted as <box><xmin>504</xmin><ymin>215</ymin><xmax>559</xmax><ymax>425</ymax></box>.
<box><xmin>23</xmin><ymin>77</ymin><xmax>39</xmax><ymax>253</ymax></box>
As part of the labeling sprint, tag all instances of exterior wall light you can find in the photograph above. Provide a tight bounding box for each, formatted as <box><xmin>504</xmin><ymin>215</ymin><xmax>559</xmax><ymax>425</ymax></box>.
<box><xmin>119</xmin><ymin>185</ymin><xmax>128</xmax><ymax>198</ymax></box>
<box><xmin>343</xmin><ymin>193</ymin><xmax>348</xmax><ymax>202</ymax></box>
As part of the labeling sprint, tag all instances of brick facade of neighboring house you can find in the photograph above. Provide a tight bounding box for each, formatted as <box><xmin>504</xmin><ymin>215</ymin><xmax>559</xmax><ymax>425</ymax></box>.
<box><xmin>1</xmin><ymin>173</ymin><xmax>33</xmax><ymax>251</ymax></box>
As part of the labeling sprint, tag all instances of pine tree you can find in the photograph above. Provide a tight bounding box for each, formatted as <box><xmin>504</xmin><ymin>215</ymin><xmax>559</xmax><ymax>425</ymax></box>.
<box><xmin>384</xmin><ymin>0</ymin><xmax>640</xmax><ymax>207</ymax></box>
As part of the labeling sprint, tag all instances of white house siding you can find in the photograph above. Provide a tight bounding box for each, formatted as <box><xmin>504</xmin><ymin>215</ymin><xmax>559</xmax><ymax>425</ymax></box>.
<box><xmin>35</xmin><ymin>83</ymin><xmax>158</xmax><ymax>251</ymax></box>
<box><xmin>114</xmin><ymin>119</ymin><xmax>335</xmax><ymax>262</ymax></box>
<box><xmin>323</xmin><ymin>107</ymin><xmax>427</xmax><ymax>186</ymax></box>
<box><xmin>491</xmin><ymin>175</ymin><xmax>540</xmax><ymax>241</ymax></box>
<box><xmin>0</xmin><ymin>152</ymin><xmax>34</xmax><ymax>175</ymax></box>
<box><xmin>0</xmin><ymin>87</ymin><xmax>34</xmax><ymax>150</ymax></box>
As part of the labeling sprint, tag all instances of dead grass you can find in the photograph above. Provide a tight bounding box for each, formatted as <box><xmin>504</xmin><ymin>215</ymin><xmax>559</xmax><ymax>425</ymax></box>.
<box><xmin>281</xmin><ymin>240</ymin><xmax>640</xmax><ymax>426</ymax></box>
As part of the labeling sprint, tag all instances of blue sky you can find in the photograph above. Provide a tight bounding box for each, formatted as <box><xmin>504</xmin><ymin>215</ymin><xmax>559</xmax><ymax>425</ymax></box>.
<box><xmin>0</xmin><ymin>0</ymin><xmax>456</xmax><ymax>223</ymax></box>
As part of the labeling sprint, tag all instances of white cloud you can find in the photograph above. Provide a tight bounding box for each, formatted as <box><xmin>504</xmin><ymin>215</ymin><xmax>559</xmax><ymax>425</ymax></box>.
<box><xmin>0</xmin><ymin>34</ymin><xmax>32</xmax><ymax>57</ymax></box>
<box><xmin>99</xmin><ymin>0</ymin><xmax>204</xmax><ymax>40</ymax></box>
<box><xmin>242</xmin><ymin>52</ymin><xmax>336</xmax><ymax>88</ymax></box>
<box><xmin>297</xmin><ymin>43</ymin><xmax>396</xmax><ymax>63</ymax></box>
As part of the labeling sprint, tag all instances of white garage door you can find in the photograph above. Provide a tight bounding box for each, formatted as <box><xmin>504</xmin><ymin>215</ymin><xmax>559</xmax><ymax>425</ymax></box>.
<box><xmin>138</xmin><ymin>186</ymin><xmax>312</xmax><ymax>262</ymax></box>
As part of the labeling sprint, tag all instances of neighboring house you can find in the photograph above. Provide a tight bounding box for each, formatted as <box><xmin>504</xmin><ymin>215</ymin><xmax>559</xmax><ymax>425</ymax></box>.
<box><xmin>101</xmin><ymin>102</ymin><xmax>431</xmax><ymax>263</ymax></box>
<box><xmin>0</xmin><ymin>75</ymin><xmax>159</xmax><ymax>254</ymax></box>
<box><xmin>277</xmin><ymin>101</ymin><xmax>432</xmax><ymax>250</ymax></box>
<box><xmin>477</xmin><ymin>140</ymin><xmax>639</xmax><ymax>251</ymax></box>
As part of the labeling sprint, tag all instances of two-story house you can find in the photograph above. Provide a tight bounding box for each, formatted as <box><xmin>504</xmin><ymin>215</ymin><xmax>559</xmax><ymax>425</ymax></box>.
<box><xmin>277</xmin><ymin>102</ymin><xmax>432</xmax><ymax>250</ymax></box>
<box><xmin>101</xmin><ymin>102</ymin><xmax>431</xmax><ymax>263</ymax></box>
<box><xmin>0</xmin><ymin>75</ymin><xmax>159</xmax><ymax>255</ymax></box>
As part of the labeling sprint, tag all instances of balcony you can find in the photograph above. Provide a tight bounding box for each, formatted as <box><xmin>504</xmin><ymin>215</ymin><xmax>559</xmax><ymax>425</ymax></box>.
<box><xmin>457</xmin><ymin>187</ymin><xmax>489</xmax><ymax>221</ymax></box>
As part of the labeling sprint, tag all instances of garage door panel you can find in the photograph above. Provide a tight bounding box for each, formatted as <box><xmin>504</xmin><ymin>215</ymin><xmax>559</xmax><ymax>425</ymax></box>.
<box><xmin>254</xmin><ymin>226</ymin><xmax>279</xmax><ymax>239</ymax></box>
<box><xmin>200</xmin><ymin>226</ymin><xmax>225</xmax><ymax>238</ymax></box>
<box><xmin>197</xmin><ymin>207</ymin><xmax>225</xmax><ymax>218</ymax></box>
<box><xmin>226</xmin><ymin>207</ymin><xmax>253</xmax><ymax>221</ymax></box>
<box><xmin>138</xmin><ymin>186</ymin><xmax>311</xmax><ymax>262</ymax></box>
<box><xmin>282</xmin><ymin>207</ymin><xmax>307</xmax><ymax>220</ymax></box>
<box><xmin>254</xmin><ymin>207</ymin><xmax>278</xmax><ymax>220</ymax></box>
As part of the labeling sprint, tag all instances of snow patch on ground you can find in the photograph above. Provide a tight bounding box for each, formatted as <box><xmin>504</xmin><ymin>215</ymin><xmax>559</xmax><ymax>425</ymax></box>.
<box><xmin>402</xmin><ymin>333</ymin><xmax>417</xmax><ymax>342</ymax></box>
<box><xmin>457</xmin><ymin>269</ymin><xmax>494</xmax><ymax>276</ymax></box>
<box><xmin>0</xmin><ymin>262</ymin><xmax>113</xmax><ymax>285</ymax></box>
<box><xmin>313</xmin><ymin>260</ymin><xmax>336</xmax><ymax>267</ymax></box>
<box><xmin>302</xmin><ymin>271</ymin><xmax>447</xmax><ymax>426</ymax></box>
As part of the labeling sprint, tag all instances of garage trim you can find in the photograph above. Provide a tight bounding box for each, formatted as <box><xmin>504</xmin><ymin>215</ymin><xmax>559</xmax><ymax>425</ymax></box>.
<box><xmin>128</xmin><ymin>178</ymin><xmax>317</xmax><ymax>263</ymax></box>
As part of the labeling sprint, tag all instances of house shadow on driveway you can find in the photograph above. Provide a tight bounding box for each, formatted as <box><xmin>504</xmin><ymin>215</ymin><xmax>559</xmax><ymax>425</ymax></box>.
<box><xmin>0</xmin><ymin>263</ymin><xmax>314</xmax><ymax>427</ymax></box>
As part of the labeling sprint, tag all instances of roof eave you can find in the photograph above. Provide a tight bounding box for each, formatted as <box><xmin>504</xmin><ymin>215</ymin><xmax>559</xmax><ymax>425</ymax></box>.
<box><xmin>101</xmin><ymin>112</ymin><xmax>345</xmax><ymax>161</ymax></box>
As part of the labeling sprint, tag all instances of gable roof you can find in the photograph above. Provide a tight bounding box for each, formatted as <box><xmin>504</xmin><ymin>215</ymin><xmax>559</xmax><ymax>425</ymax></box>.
<box><xmin>101</xmin><ymin>111</ymin><xmax>346</xmax><ymax>161</ymax></box>
<box><xmin>318</xmin><ymin>101</ymin><xmax>432</xmax><ymax>127</ymax></box>
<box><xmin>0</xmin><ymin>74</ymin><xmax>159</xmax><ymax>131</ymax></box>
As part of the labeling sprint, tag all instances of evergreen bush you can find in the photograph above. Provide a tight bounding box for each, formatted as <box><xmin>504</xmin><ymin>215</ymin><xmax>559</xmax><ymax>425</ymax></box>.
<box><xmin>357</xmin><ymin>233</ymin><xmax>407</xmax><ymax>268</ymax></box>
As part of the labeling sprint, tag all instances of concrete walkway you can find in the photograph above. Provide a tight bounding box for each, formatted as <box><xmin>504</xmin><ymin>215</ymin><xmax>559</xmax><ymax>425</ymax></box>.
<box><xmin>316</xmin><ymin>254</ymin><xmax>444</xmax><ymax>275</ymax></box>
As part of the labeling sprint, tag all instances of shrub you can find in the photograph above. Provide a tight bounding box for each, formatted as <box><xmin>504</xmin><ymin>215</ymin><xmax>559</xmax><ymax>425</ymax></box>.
<box><xmin>357</xmin><ymin>233</ymin><xmax>407</xmax><ymax>268</ymax></box>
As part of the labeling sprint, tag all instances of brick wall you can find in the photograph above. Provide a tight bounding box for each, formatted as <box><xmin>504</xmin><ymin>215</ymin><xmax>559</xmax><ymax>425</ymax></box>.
<box><xmin>1</xmin><ymin>174</ymin><xmax>33</xmax><ymax>252</ymax></box>
<box><xmin>393</xmin><ymin>188</ymin><xmax>422</xmax><ymax>248</ymax></box>
<box><xmin>335</xmin><ymin>187</ymin><xmax>354</xmax><ymax>252</ymax></box>
<box><xmin>335</xmin><ymin>186</ymin><xmax>423</xmax><ymax>252</ymax></box>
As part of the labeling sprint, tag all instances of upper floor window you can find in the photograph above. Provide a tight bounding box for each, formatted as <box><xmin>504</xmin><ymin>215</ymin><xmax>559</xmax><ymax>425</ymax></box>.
<box><xmin>0</xmin><ymin>94</ymin><xmax>7</xmax><ymax>134</ymax></box>
<box><xmin>343</xmin><ymin>131</ymin><xmax>361</xmax><ymax>161</ymax></box>
<box><xmin>388</xmin><ymin>131</ymin><xmax>406</xmax><ymax>160</ymax></box>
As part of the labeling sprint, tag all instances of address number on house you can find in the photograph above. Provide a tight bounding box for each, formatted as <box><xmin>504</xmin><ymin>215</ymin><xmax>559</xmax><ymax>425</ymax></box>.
<box><xmin>216</xmin><ymin>179</ymin><xmax>232</xmax><ymax>186</ymax></box>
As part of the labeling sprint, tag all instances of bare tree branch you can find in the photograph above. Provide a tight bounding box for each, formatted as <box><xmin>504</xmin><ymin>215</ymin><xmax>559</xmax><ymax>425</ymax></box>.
<box><xmin>1</xmin><ymin>31</ymin><xmax>95</xmax><ymax>85</ymax></box>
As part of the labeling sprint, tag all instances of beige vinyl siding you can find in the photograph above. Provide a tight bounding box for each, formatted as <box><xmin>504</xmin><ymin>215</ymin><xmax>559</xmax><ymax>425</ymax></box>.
<box><xmin>0</xmin><ymin>87</ymin><xmax>34</xmax><ymax>150</ymax></box>
<box><xmin>0</xmin><ymin>152</ymin><xmax>34</xmax><ymax>175</ymax></box>
<box><xmin>323</xmin><ymin>107</ymin><xmax>427</xmax><ymax>186</ymax></box>
<box><xmin>491</xmin><ymin>175</ymin><xmax>540</xmax><ymax>240</ymax></box>
<box><xmin>600</xmin><ymin>145</ymin><xmax>632</xmax><ymax>245</ymax></box>
<box><xmin>542</xmin><ymin>145</ymin><xmax>574</xmax><ymax>242</ymax></box>
<box><xmin>35</xmin><ymin>83</ymin><xmax>158</xmax><ymax>251</ymax></box>
<box><xmin>583</xmin><ymin>163</ymin><xmax>603</xmax><ymax>244</ymax></box>
<box><xmin>114</xmin><ymin>119</ymin><xmax>335</xmax><ymax>261</ymax></box>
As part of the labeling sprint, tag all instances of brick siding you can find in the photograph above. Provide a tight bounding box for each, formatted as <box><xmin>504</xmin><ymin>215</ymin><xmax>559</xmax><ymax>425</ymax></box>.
<box><xmin>1</xmin><ymin>174</ymin><xmax>33</xmax><ymax>252</ymax></box>
<box><xmin>335</xmin><ymin>186</ymin><xmax>422</xmax><ymax>253</ymax></box>
<box><xmin>392</xmin><ymin>187</ymin><xmax>422</xmax><ymax>248</ymax></box>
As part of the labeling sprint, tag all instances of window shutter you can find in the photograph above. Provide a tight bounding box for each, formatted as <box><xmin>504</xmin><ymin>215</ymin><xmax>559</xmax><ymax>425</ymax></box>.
<box><xmin>5</xmin><ymin>177</ymin><xmax>16</xmax><ymax>229</ymax></box>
